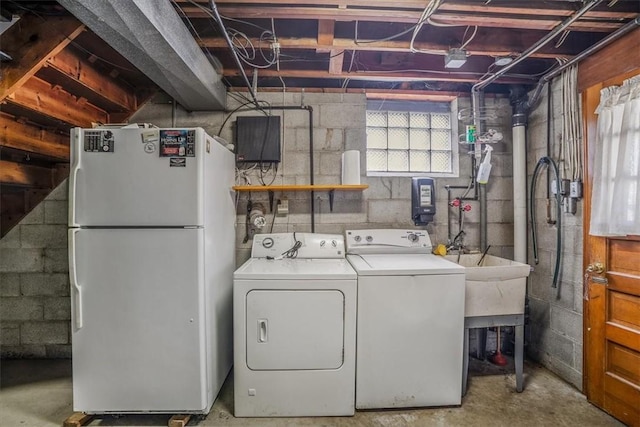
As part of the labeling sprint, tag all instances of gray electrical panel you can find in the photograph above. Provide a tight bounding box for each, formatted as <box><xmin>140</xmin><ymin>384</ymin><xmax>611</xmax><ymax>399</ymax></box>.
<box><xmin>236</xmin><ymin>116</ymin><xmax>281</xmax><ymax>163</ymax></box>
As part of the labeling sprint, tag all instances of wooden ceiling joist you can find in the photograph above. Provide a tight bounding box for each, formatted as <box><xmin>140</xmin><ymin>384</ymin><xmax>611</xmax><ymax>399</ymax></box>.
<box><xmin>40</xmin><ymin>49</ymin><xmax>138</xmax><ymax>113</ymax></box>
<box><xmin>183</xmin><ymin>6</ymin><xmax>626</xmax><ymax>31</ymax></box>
<box><xmin>0</xmin><ymin>160</ymin><xmax>53</xmax><ymax>188</ymax></box>
<box><xmin>0</xmin><ymin>115</ymin><xmax>69</xmax><ymax>161</ymax></box>
<box><xmin>329</xmin><ymin>49</ymin><xmax>345</xmax><ymax>74</ymax></box>
<box><xmin>0</xmin><ymin>14</ymin><xmax>84</xmax><ymax>101</ymax></box>
<box><xmin>224</xmin><ymin>68</ymin><xmax>531</xmax><ymax>84</ymax></box>
<box><xmin>191</xmin><ymin>0</ymin><xmax>638</xmax><ymax>20</ymax></box>
<box><xmin>198</xmin><ymin>35</ymin><xmax>572</xmax><ymax>59</ymax></box>
<box><xmin>5</xmin><ymin>77</ymin><xmax>109</xmax><ymax>128</ymax></box>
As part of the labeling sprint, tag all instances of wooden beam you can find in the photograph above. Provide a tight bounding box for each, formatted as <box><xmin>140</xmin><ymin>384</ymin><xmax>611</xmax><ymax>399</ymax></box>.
<box><xmin>42</xmin><ymin>49</ymin><xmax>138</xmax><ymax>112</ymax></box>
<box><xmin>0</xmin><ymin>14</ymin><xmax>84</xmax><ymax>101</ymax></box>
<box><xmin>199</xmin><ymin>35</ymin><xmax>572</xmax><ymax>59</ymax></box>
<box><xmin>0</xmin><ymin>115</ymin><xmax>69</xmax><ymax>161</ymax></box>
<box><xmin>317</xmin><ymin>19</ymin><xmax>335</xmax><ymax>53</ymax></box>
<box><xmin>0</xmin><ymin>160</ymin><xmax>53</xmax><ymax>188</ymax></box>
<box><xmin>5</xmin><ymin>77</ymin><xmax>109</xmax><ymax>128</ymax></box>
<box><xmin>194</xmin><ymin>0</ymin><xmax>639</xmax><ymax>20</ymax></box>
<box><xmin>223</xmin><ymin>68</ymin><xmax>533</xmax><ymax>84</ymax></box>
<box><xmin>183</xmin><ymin>6</ymin><xmax>625</xmax><ymax>31</ymax></box>
<box><xmin>329</xmin><ymin>49</ymin><xmax>345</xmax><ymax>74</ymax></box>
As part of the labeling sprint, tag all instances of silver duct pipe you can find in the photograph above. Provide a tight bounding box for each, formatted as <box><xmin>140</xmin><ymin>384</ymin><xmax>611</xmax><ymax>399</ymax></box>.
<box><xmin>528</xmin><ymin>15</ymin><xmax>640</xmax><ymax>108</ymax></box>
<box><xmin>472</xmin><ymin>0</ymin><xmax>605</xmax><ymax>92</ymax></box>
<box><xmin>470</xmin><ymin>0</ymin><xmax>604</xmax><ymax>263</ymax></box>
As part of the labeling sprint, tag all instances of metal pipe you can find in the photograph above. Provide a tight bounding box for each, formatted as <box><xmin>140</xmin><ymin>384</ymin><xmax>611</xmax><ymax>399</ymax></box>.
<box><xmin>472</xmin><ymin>0</ymin><xmax>605</xmax><ymax>93</ymax></box>
<box><xmin>209</xmin><ymin>0</ymin><xmax>259</xmax><ymax>106</ymax></box>
<box><xmin>528</xmin><ymin>15</ymin><xmax>640</xmax><ymax>108</ymax></box>
<box><xmin>224</xmin><ymin>102</ymin><xmax>316</xmax><ymax>231</ymax></box>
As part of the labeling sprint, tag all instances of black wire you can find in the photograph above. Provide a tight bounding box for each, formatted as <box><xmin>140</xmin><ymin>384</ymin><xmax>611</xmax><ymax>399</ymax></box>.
<box><xmin>281</xmin><ymin>232</ymin><xmax>302</xmax><ymax>258</ymax></box>
<box><xmin>354</xmin><ymin>20</ymin><xmax>418</xmax><ymax>44</ymax></box>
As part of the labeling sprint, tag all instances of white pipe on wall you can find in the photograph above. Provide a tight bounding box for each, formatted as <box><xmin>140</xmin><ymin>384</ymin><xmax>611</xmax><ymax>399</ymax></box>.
<box><xmin>513</xmin><ymin>124</ymin><xmax>527</xmax><ymax>263</ymax></box>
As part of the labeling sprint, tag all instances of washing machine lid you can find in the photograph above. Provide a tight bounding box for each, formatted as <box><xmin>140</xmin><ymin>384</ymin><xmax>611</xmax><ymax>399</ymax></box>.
<box><xmin>234</xmin><ymin>257</ymin><xmax>357</xmax><ymax>280</ymax></box>
<box><xmin>346</xmin><ymin>253</ymin><xmax>464</xmax><ymax>276</ymax></box>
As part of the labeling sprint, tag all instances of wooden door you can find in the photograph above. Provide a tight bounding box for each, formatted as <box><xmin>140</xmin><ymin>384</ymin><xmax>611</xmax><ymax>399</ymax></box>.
<box><xmin>583</xmin><ymin>71</ymin><xmax>640</xmax><ymax>426</ymax></box>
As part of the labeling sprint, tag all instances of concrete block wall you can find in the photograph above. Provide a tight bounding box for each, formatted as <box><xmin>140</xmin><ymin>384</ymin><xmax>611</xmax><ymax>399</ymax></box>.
<box><xmin>526</xmin><ymin>79</ymin><xmax>584</xmax><ymax>389</ymax></box>
<box><xmin>131</xmin><ymin>92</ymin><xmax>516</xmax><ymax>267</ymax></box>
<box><xmin>0</xmin><ymin>91</ymin><xmax>516</xmax><ymax>357</ymax></box>
<box><xmin>0</xmin><ymin>181</ymin><xmax>71</xmax><ymax>358</ymax></box>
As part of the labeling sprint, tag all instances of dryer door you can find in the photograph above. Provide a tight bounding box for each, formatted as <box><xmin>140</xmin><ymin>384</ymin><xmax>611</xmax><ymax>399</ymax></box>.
<box><xmin>246</xmin><ymin>290</ymin><xmax>344</xmax><ymax>370</ymax></box>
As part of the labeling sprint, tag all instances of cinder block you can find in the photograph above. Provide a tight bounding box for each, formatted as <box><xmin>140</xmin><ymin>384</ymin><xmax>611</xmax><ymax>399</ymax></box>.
<box><xmin>45</xmin><ymin>344</ymin><xmax>72</xmax><ymax>358</ymax></box>
<box><xmin>47</xmin><ymin>180</ymin><xmax>69</xmax><ymax>201</ymax></box>
<box><xmin>486</xmin><ymin>200</ymin><xmax>514</xmax><ymax>223</ymax></box>
<box><xmin>0</xmin><ymin>345</ymin><xmax>47</xmax><ymax>358</ymax></box>
<box><xmin>342</xmin><ymin>93</ymin><xmax>367</xmax><ymax>104</ymax></box>
<box><xmin>282</xmin><ymin>109</ymin><xmax>311</xmax><ymax>129</ymax></box>
<box><xmin>551</xmin><ymin>306</ymin><xmax>582</xmax><ymax>343</ymax></box>
<box><xmin>0</xmin><ymin>297</ymin><xmax>43</xmax><ymax>321</ymax></box>
<box><xmin>314</xmin><ymin>224</ymin><xmax>346</xmax><ymax>234</ymax></box>
<box><xmin>314</xmin><ymin>128</ymin><xmax>344</xmax><ymax>151</ymax></box>
<box><xmin>368</xmin><ymin>199</ymin><xmax>412</xmax><ymax>225</ymax></box>
<box><xmin>20</xmin><ymin>203</ymin><xmax>44</xmax><ymax>224</ymax></box>
<box><xmin>318</xmin><ymin>212</ymin><xmax>367</xmax><ymax>225</ymax></box>
<box><xmin>20</xmin><ymin>225</ymin><xmax>67</xmax><ymax>249</ymax></box>
<box><xmin>0</xmin><ymin>226</ymin><xmax>20</xmax><ymax>249</ymax></box>
<box><xmin>0</xmin><ymin>273</ymin><xmax>20</xmax><ymax>296</ymax></box>
<box><xmin>391</xmin><ymin>178</ymin><xmax>412</xmax><ymax>199</ymax></box>
<box><xmin>344</xmin><ymin>128</ymin><xmax>366</xmax><ymax>152</ymax></box>
<box><xmin>487</xmin><ymin>223</ymin><xmax>513</xmax><ymax>246</ymax></box>
<box><xmin>319</xmin><ymin>104</ymin><xmax>366</xmax><ymax>129</ymax></box>
<box><xmin>20</xmin><ymin>273</ymin><xmax>69</xmax><ymax>297</ymax></box>
<box><xmin>299</xmin><ymin>92</ymin><xmax>345</xmax><ymax>105</ymax></box>
<box><xmin>319</xmin><ymin>152</ymin><xmax>343</xmax><ymax>175</ymax></box>
<box><xmin>362</xmin><ymin>177</ymin><xmax>392</xmax><ymax>200</ymax></box>
<box><xmin>283</xmin><ymin>152</ymin><xmax>313</xmax><ymax>176</ymax></box>
<box><xmin>44</xmin><ymin>297</ymin><xmax>71</xmax><ymax>320</ymax></box>
<box><xmin>44</xmin><ymin>201</ymin><xmax>68</xmax><ymax>224</ymax></box>
<box><xmin>0</xmin><ymin>249</ymin><xmax>44</xmax><ymax>273</ymax></box>
<box><xmin>1</xmin><ymin>323</ymin><xmax>20</xmax><ymax>345</ymax></box>
<box><xmin>43</xmin><ymin>249</ymin><xmax>69</xmax><ymax>273</ymax></box>
<box><xmin>486</xmin><ymin>177</ymin><xmax>514</xmax><ymax>201</ymax></box>
<box><xmin>574</xmin><ymin>344</ymin><xmax>583</xmax><ymax>372</ymax></box>
<box><xmin>21</xmin><ymin>321</ymin><xmax>69</xmax><ymax>345</ymax></box>
<box><xmin>235</xmin><ymin>248</ymin><xmax>251</xmax><ymax>268</ymax></box>
<box><xmin>540</xmin><ymin>352</ymin><xmax>582</xmax><ymax>389</ymax></box>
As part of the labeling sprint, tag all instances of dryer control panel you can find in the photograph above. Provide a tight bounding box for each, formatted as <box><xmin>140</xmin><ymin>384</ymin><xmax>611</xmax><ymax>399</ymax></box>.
<box><xmin>345</xmin><ymin>229</ymin><xmax>433</xmax><ymax>254</ymax></box>
<box><xmin>252</xmin><ymin>233</ymin><xmax>345</xmax><ymax>259</ymax></box>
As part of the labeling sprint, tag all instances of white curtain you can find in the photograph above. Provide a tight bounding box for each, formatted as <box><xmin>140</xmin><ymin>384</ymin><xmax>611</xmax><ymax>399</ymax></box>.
<box><xmin>590</xmin><ymin>75</ymin><xmax>640</xmax><ymax>236</ymax></box>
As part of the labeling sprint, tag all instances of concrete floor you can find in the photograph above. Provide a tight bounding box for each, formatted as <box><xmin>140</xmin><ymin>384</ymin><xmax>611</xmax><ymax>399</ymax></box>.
<box><xmin>0</xmin><ymin>358</ymin><xmax>621</xmax><ymax>427</ymax></box>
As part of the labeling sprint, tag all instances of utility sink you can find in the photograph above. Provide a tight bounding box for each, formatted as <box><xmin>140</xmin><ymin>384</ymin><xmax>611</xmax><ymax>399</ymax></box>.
<box><xmin>445</xmin><ymin>254</ymin><xmax>531</xmax><ymax>317</ymax></box>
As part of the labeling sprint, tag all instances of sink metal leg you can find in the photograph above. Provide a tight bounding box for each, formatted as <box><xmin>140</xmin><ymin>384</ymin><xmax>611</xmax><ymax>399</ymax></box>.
<box><xmin>462</xmin><ymin>327</ymin><xmax>469</xmax><ymax>396</ymax></box>
<box><xmin>515</xmin><ymin>324</ymin><xmax>524</xmax><ymax>392</ymax></box>
<box><xmin>475</xmin><ymin>328</ymin><xmax>487</xmax><ymax>359</ymax></box>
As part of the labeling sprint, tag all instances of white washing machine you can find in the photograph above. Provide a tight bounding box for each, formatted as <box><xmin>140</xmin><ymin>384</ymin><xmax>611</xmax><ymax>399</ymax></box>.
<box><xmin>233</xmin><ymin>232</ymin><xmax>357</xmax><ymax>417</ymax></box>
<box><xmin>345</xmin><ymin>229</ymin><xmax>466</xmax><ymax>409</ymax></box>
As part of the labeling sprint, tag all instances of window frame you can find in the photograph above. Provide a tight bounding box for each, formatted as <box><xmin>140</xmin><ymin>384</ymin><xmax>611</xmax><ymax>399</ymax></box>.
<box><xmin>365</xmin><ymin>99</ymin><xmax>459</xmax><ymax>178</ymax></box>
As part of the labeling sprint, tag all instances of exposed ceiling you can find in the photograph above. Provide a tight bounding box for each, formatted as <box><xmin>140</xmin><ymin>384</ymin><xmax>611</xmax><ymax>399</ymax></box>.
<box><xmin>0</xmin><ymin>0</ymin><xmax>638</xmax><ymax>236</ymax></box>
<box><xmin>0</xmin><ymin>1</ymin><xmax>158</xmax><ymax>235</ymax></box>
<box><xmin>171</xmin><ymin>0</ymin><xmax>639</xmax><ymax>96</ymax></box>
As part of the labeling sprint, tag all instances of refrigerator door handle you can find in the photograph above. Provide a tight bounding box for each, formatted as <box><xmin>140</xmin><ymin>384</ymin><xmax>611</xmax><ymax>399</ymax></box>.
<box><xmin>69</xmin><ymin>228</ymin><xmax>83</xmax><ymax>330</ymax></box>
<box><xmin>68</xmin><ymin>128</ymin><xmax>81</xmax><ymax>228</ymax></box>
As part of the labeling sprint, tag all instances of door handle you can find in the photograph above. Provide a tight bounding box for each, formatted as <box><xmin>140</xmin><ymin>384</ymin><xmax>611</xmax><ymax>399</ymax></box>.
<box><xmin>586</xmin><ymin>262</ymin><xmax>605</xmax><ymax>274</ymax></box>
<box><xmin>258</xmin><ymin>319</ymin><xmax>268</xmax><ymax>343</ymax></box>
<box><xmin>69</xmin><ymin>229</ymin><xmax>83</xmax><ymax>329</ymax></box>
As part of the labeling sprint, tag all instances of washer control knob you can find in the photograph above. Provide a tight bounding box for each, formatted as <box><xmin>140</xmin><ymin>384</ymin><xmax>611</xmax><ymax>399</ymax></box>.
<box><xmin>262</xmin><ymin>237</ymin><xmax>274</xmax><ymax>249</ymax></box>
<box><xmin>366</xmin><ymin>235</ymin><xmax>373</xmax><ymax>242</ymax></box>
<box><xmin>354</xmin><ymin>235</ymin><xmax>361</xmax><ymax>242</ymax></box>
<box><xmin>331</xmin><ymin>240</ymin><xmax>337</xmax><ymax>247</ymax></box>
<box><xmin>408</xmin><ymin>233</ymin><xmax>419</xmax><ymax>243</ymax></box>
<box><xmin>320</xmin><ymin>240</ymin><xmax>326</xmax><ymax>247</ymax></box>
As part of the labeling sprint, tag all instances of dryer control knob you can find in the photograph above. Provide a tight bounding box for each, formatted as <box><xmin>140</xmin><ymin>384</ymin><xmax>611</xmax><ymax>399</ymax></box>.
<box><xmin>320</xmin><ymin>240</ymin><xmax>326</xmax><ymax>247</ymax></box>
<box><xmin>366</xmin><ymin>235</ymin><xmax>373</xmax><ymax>242</ymax></box>
<box><xmin>331</xmin><ymin>240</ymin><xmax>337</xmax><ymax>247</ymax></box>
<box><xmin>354</xmin><ymin>235</ymin><xmax>361</xmax><ymax>242</ymax></box>
<box><xmin>408</xmin><ymin>233</ymin><xmax>419</xmax><ymax>243</ymax></box>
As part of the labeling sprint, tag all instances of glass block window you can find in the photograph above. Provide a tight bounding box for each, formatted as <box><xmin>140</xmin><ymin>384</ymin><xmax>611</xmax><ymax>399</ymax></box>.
<box><xmin>366</xmin><ymin>100</ymin><xmax>456</xmax><ymax>176</ymax></box>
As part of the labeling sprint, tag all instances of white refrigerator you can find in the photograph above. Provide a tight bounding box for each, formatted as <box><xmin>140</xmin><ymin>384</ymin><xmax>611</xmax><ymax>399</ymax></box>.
<box><xmin>68</xmin><ymin>125</ymin><xmax>236</xmax><ymax>414</ymax></box>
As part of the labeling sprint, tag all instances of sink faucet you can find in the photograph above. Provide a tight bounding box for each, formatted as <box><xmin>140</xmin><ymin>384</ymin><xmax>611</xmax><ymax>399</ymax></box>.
<box><xmin>447</xmin><ymin>230</ymin><xmax>466</xmax><ymax>262</ymax></box>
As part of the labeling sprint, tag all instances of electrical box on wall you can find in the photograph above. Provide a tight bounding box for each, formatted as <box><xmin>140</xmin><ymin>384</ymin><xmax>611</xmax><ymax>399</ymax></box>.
<box><xmin>411</xmin><ymin>177</ymin><xmax>436</xmax><ymax>226</ymax></box>
<box><xmin>235</xmin><ymin>116</ymin><xmax>281</xmax><ymax>163</ymax></box>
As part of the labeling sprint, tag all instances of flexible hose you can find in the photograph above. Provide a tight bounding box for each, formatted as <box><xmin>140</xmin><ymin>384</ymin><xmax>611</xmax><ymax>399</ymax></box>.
<box><xmin>530</xmin><ymin>157</ymin><xmax>562</xmax><ymax>288</ymax></box>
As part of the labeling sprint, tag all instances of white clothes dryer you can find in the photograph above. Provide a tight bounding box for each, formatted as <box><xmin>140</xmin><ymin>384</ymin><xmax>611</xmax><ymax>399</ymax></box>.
<box><xmin>345</xmin><ymin>229</ymin><xmax>466</xmax><ymax>409</ymax></box>
<box><xmin>234</xmin><ymin>233</ymin><xmax>357</xmax><ymax>417</ymax></box>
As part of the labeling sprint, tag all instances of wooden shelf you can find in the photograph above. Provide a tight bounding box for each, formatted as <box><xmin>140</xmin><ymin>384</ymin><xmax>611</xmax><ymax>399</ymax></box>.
<box><xmin>232</xmin><ymin>184</ymin><xmax>368</xmax><ymax>211</ymax></box>
<box><xmin>232</xmin><ymin>184</ymin><xmax>368</xmax><ymax>191</ymax></box>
